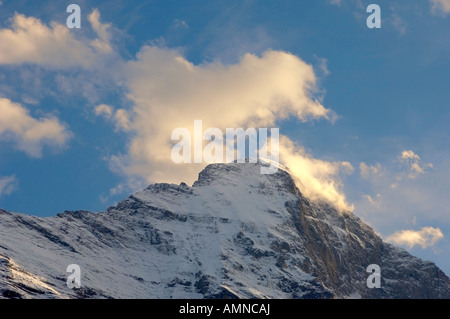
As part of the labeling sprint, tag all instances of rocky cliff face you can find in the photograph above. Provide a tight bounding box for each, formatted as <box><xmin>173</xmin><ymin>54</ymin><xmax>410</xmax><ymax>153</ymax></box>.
<box><xmin>0</xmin><ymin>162</ymin><xmax>448</xmax><ymax>299</ymax></box>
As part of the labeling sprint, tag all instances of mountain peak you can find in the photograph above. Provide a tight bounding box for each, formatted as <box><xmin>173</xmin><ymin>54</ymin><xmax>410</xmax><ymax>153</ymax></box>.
<box><xmin>193</xmin><ymin>161</ymin><xmax>296</xmax><ymax>192</ymax></box>
<box><xmin>1</xmin><ymin>162</ymin><xmax>449</xmax><ymax>299</ymax></box>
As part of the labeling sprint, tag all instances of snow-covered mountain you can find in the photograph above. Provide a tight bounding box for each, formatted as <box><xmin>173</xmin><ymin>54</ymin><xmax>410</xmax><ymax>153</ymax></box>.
<box><xmin>0</xmin><ymin>162</ymin><xmax>449</xmax><ymax>299</ymax></box>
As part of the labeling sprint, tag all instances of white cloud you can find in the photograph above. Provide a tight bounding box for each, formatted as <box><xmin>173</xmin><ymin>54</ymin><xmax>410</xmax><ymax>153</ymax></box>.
<box><xmin>0</xmin><ymin>12</ymin><xmax>349</xmax><ymax>211</ymax></box>
<box><xmin>351</xmin><ymin>150</ymin><xmax>448</xmax><ymax>237</ymax></box>
<box><xmin>360</xmin><ymin>162</ymin><xmax>382</xmax><ymax>179</ymax></box>
<box><xmin>0</xmin><ymin>11</ymin><xmax>112</xmax><ymax>68</ymax></box>
<box><xmin>329</xmin><ymin>0</ymin><xmax>342</xmax><ymax>6</ymax></box>
<box><xmin>173</xmin><ymin>19</ymin><xmax>189</xmax><ymax>29</ymax></box>
<box><xmin>106</xmin><ymin>46</ymin><xmax>352</xmax><ymax>210</ymax></box>
<box><xmin>22</xmin><ymin>96</ymin><xmax>40</xmax><ymax>106</ymax></box>
<box><xmin>400</xmin><ymin>150</ymin><xmax>420</xmax><ymax>161</ymax></box>
<box><xmin>95</xmin><ymin>104</ymin><xmax>132</xmax><ymax>132</ymax></box>
<box><xmin>363</xmin><ymin>193</ymin><xmax>382</xmax><ymax>209</ymax></box>
<box><xmin>114</xmin><ymin>109</ymin><xmax>131</xmax><ymax>132</ymax></box>
<box><xmin>357</xmin><ymin>166</ymin><xmax>450</xmax><ymax>233</ymax></box>
<box><xmin>0</xmin><ymin>175</ymin><xmax>18</xmax><ymax>196</ymax></box>
<box><xmin>340</xmin><ymin>161</ymin><xmax>354</xmax><ymax>174</ymax></box>
<box><xmin>399</xmin><ymin>150</ymin><xmax>433</xmax><ymax>179</ymax></box>
<box><xmin>386</xmin><ymin>227</ymin><xmax>444</xmax><ymax>249</ymax></box>
<box><xmin>313</xmin><ymin>56</ymin><xmax>330</xmax><ymax>77</ymax></box>
<box><xmin>0</xmin><ymin>97</ymin><xmax>71</xmax><ymax>157</ymax></box>
<box><xmin>430</xmin><ymin>0</ymin><xmax>450</xmax><ymax>15</ymax></box>
<box><xmin>0</xmin><ymin>10</ymin><xmax>350</xmax><ymax>212</ymax></box>
<box><xmin>88</xmin><ymin>9</ymin><xmax>113</xmax><ymax>54</ymax></box>
<box><xmin>95</xmin><ymin>104</ymin><xmax>113</xmax><ymax>118</ymax></box>
<box><xmin>280</xmin><ymin>137</ymin><xmax>353</xmax><ymax>211</ymax></box>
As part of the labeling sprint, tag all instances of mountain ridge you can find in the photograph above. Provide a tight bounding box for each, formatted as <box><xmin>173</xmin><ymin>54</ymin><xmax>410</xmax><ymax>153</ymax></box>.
<box><xmin>0</xmin><ymin>162</ymin><xmax>449</xmax><ymax>299</ymax></box>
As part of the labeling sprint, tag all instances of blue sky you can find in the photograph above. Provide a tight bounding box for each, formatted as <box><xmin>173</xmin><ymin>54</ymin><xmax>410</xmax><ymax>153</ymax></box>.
<box><xmin>0</xmin><ymin>0</ymin><xmax>449</xmax><ymax>274</ymax></box>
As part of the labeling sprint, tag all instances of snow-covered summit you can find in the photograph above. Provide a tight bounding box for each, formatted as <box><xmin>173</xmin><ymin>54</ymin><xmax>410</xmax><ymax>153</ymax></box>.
<box><xmin>0</xmin><ymin>162</ymin><xmax>449</xmax><ymax>299</ymax></box>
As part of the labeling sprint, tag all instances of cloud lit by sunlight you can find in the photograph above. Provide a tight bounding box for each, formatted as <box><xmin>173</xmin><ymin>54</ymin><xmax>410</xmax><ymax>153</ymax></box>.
<box><xmin>386</xmin><ymin>227</ymin><xmax>444</xmax><ymax>249</ymax></box>
<box><xmin>0</xmin><ymin>97</ymin><xmax>71</xmax><ymax>157</ymax></box>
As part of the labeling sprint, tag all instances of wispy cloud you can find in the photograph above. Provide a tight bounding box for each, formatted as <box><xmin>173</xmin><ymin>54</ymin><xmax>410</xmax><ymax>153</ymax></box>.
<box><xmin>399</xmin><ymin>150</ymin><xmax>433</xmax><ymax>179</ymax></box>
<box><xmin>95</xmin><ymin>104</ymin><xmax>113</xmax><ymax>118</ymax></box>
<box><xmin>114</xmin><ymin>109</ymin><xmax>131</xmax><ymax>132</ymax></box>
<box><xmin>95</xmin><ymin>104</ymin><xmax>131</xmax><ymax>132</ymax></box>
<box><xmin>353</xmin><ymin>150</ymin><xmax>449</xmax><ymax>241</ymax></box>
<box><xmin>360</xmin><ymin>162</ymin><xmax>383</xmax><ymax>179</ymax></box>
<box><xmin>386</xmin><ymin>227</ymin><xmax>444</xmax><ymax>249</ymax></box>
<box><xmin>173</xmin><ymin>19</ymin><xmax>189</xmax><ymax>29</ymax></box>
<box><xmin>363</xmin><ymin>193</ymin><xmax>382</xmax><ymax>209</ymax></box>
<box><xmin>99</xmin><ymin>177</ymin><xmax>146</xmax><ymax>204</ymax></box>
<box><xmin>430</xmin><ymin>0</ymin><xmax>450</xmax><ymax>15</ymax></box>
<box><xmin>390</xmin><ymin>12</ymin><xmax>408</xmax><ymax>35</ymax></box>
<box><xmin>88</xmin><ymin>9</ymin><xmax>113</xmax><ymax>53</ymax></box>
<box><xmin>0</xmin><ymin>175</ymin><xmax>18</xmax><ymax>196</ymax></box>
<box><xmin>329</xmin><ymin>0</ymin><xmax>342</xmax><ymax>6</ymax></box>
<box><xmin>0</xmin><ymin>97</ymin><xmax>71</xmax><ymax>157</ymax></box>
<box><xmin>280</xmin><ymin>137</ymin><xmax>354</xmax><ymax>211</ymax></box>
